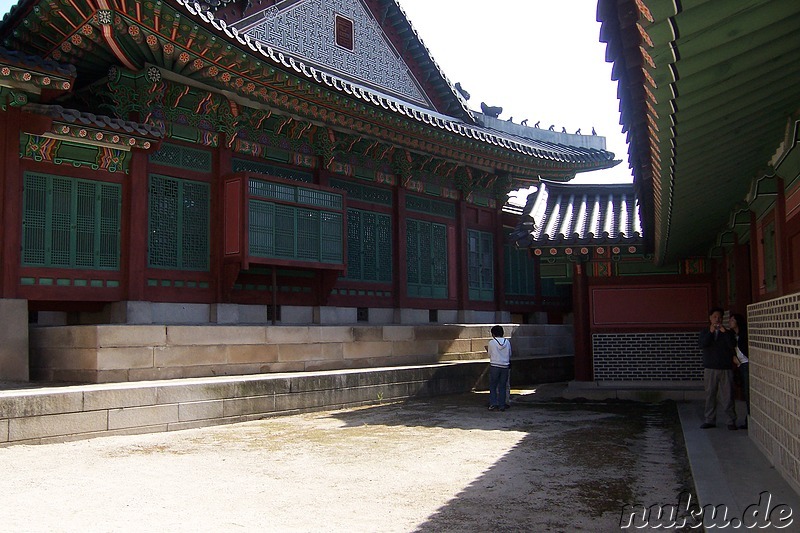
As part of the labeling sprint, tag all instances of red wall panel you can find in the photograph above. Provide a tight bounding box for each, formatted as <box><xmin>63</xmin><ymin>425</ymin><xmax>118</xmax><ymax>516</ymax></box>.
<box><xmin>590</xmin><ymin>284</ymin><xmax>711</xmax><ymax>329</ymax></box>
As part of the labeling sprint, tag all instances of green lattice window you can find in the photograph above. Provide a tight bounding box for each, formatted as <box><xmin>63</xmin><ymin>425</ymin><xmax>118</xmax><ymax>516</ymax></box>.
<box><xmin>249</xmin><ymin>178</ymin><xmax>342</xmax><ymax>210</ymax></box>
<box><xmin>232</xmin><ymin>158</ymin><xmax>313</xmax><ymax>183</ymax></box>
<box><xmin>406</xmin><ymin>219</ymin><xmax>448</xmax><ymax>298</ymax></box>
<box><xmin>345</xmin><ymin>209</ymin><xmax>392</xmax><ymax>282</ymax></box>
<box><xmin>249</xmin><ymin>200</ymin><xmax>343</xmax><ymax>264</ymax></box>
<box><xmin>22</xmin><ymin>173</ymin><xmax>121</xmax><ymax>270</ymax></box>
<box><xmin>329</xmin><ymin>178</ymin><xmax>393</xmax><ymax>206</ymax></box>
<box><xmin>149</xmin><ymin>143</ymin><xmax>212</xmax><ymax>173</ymax></box>
<box><xmin>406</xmin><ymin>194</ymin><xmax>456</xmax><ymax>219</ymax></box>
<box><xmin>467</xmin><ymin>229</ymin><xmax>494</xmax><ymax>301</ymax></box>
<box><xmin>504</xmin><ymin>245</ymin><xmax>537</xmax><ymax>296</ymax></box>
<box><xmin>148</xmin><ymin>175</ymin><xmax>210</xmax><ymax>270</ymax></box>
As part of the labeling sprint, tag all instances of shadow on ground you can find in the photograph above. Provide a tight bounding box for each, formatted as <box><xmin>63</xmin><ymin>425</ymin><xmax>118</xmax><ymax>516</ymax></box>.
<box><xmin>327</xmin><ymin>385</ymin><xmax>699</xmax><ymax>532</ymax></box>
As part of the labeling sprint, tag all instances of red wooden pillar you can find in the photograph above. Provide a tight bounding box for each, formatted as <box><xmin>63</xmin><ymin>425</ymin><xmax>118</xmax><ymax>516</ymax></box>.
<box><xmin>214</xmin><ymin>142</ymin><xmax>233</xmax><ymax>302</ymax></box>
<box><xmin>749</xmin><ymin>210</ymin><xmax>760</xmax><ymax>302</ymax></box>
<box><xmin>572</xmin><ymin>260</ymin><xmax>592</xmax><ymax>381</ymax></box>
<box><xmin>125</xmin><ymin>149</ymin><xmax>149</xmax><ymax>301</ymax></box>
<box><xmin>774</xmin><ymin>177</ymin><xmax>787</xmax><ymax>296</ymax></box>
<box><xmin>0</xmin><ymin>107</ymin><xmax>22</xmax><ymax>297</ymax></box>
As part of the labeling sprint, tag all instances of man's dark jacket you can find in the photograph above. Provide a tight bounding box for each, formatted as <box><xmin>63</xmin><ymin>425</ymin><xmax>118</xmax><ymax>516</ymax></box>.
<box><xmin>698</xmin><ymin>329</ymin><xmax>735</xmax><ymax>369</ymax></box>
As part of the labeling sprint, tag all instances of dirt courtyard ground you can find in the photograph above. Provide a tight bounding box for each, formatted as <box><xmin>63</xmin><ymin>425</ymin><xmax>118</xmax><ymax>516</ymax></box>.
<box><xmin>0</xmin><ymin>385</ymin><xmax>696</xmax><ymax>532</ymax></box>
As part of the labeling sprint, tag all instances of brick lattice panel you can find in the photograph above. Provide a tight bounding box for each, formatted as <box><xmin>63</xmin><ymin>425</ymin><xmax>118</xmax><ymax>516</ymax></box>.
<box><xmin>748</xmin><ymin>295</ymin><xmax>800</xmax><ymax>495</ymax></box>
<box><xmin>592</xmin><ymin>332</ymin><xmax>703</xmax><ymax>381</ymax></box>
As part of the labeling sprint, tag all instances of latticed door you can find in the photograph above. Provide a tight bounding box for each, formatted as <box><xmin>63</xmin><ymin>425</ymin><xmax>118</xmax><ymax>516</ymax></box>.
<box><xmin>406</xmin><ymin>219</ymin><xmax>448</xmax><ymax>298</ymax></box>
<box><xmin>22</xmin><ymin>172</ymin><xmax>121</xmax><ymax>269</ymax></box>
<box><xmin>467</xmin><ymin>229</ymin><xmax>494</xmax><ymax>301</ymax></box>
<box><xmin>504</xmin><ymin>244</ymin><xmax>537</xmax><ymax>296</ymax></box>
<box><xmin>345</xmin><ymin>209</ymin><xmax>392</xmax><ymax>282</ymax></box>
<box><xmin>148</xmin><ymin>174</ymin><xmax>210</xmax><ymax>270</ymax></box>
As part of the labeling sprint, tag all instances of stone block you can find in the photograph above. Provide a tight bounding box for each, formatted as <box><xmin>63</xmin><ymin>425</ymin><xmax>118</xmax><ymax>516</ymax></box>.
<box><xmin>265</xmin><ymin>326</ymin><xmax>315</xmax><ymax>344</ymax></box>
<box><xmin>96</xmin><ymin>326</ymin><xmax>167</xmax><ymax>347</ymax></box>
<box><xmin>154</xmin><ymin>345</ymin><xmax>227</xmax><ymax>367</ymax></box>
<box><xmin>439</xmin><ymin>339</ymin><xmax>473</xmax><ymax>355</ymax></box>
<box><xmin>97</xmin><ymin>347</ymin><xmax>154</xmax><ymax>370</ymax></box>
<box><xmin>413</xmin><ymin>325</ymin><xmax>460</xmax><ymax>341</ymax></box>
<box><xmin>167</xmin><ymin>326</ymin><xmax>266</xmax><ymax>346</ymax></box>
<box><xmin>9</xmin><ymin>411</ymin><xmax>108</xmax><ymax>441</ymax></box>
<box><xmin>178</xmin><ymin>400</ymin><xmax>224</xmax><ymax>422</ymax></box>
<box><xmin>279</xmin><ymin>306</ymin><xmax>313</xmax><ymax>324</ymax></box>
<box><xmin>29</xmin><ymin>326</ymin><xmax>98</xmax><ymax>349</ymax></box>
<box><xmin>30</xmin><ymin>347</ymin><xmax>98</xmax><ymax>371</ymax></box>
<box><xmin>399</xmin><ymin>308</ymin><xmax>428</xmax><ymax>324</ymax></box>
<box><xmin>226</xmin><ymin>344</ymin><xmax>279</xmax><ymax>364</ymax></box>
<box><xmin>391</xmin><ymin>340</ymin><xmax>439</xmax><ymax>357</ymax></box>
<box><xmin>210</xmin><ymin>303</ymin><xmax>239</xmax><ymax>324</ymax></box>
<box><xmin>382</xmin><ymin>326</ymin><xmax>414</xmax><ymax>341</ymax></box>
<box><xmin>0</xmin><ymin>299</ymin><xmax>28</xmax><ymax>381</ymax></box>
<box><xmin>368</xmin><ymin>308</ymin><xmax>394</xmax><ymax>324</ymax></box>
<box><xmin>129</xmin><ymin>367</ymin><xmax>187</xmax><ymax>382</ymax></box>
<box><xmin>223</xmin><ymin>396</ymin><xmax>274</xmax><ymax>417</ymax></box>
<box><xmin>83</xmin><ymin>387</ymin><xmax>158</xmax><ymax>411</ymax></box>
<box><xmin>0</xmin><ymin>419</ymin><xmax>7</xmax><ymax>442</ymax></box>
<box><xmin>343</xmin><ymin>341</ymin><xmax>392</xmax><ymax>359</ymax></box>
<box><xmin>156</xmin><ymin>382</ymin><xmax>238</xmax><ymax>404</ymax></box>
<box><xmin>278</xmin><ymin>343</ymin><xmax>324</xmax><ymax>362</ymax></box>
<box><xmin>318</xmin><ymin>326</ymin><xmax>354</xmax><ymax>343</ymax></box>
<box><xmin>316</xmin><ymin>306</ymin><xmax>357</xmax><ymax>324</ymax></box>
<box><xmin>237</xmin><ymin>305</ymin><xmax>269</xmax><ymax>324</ymax></box>
<box><xmin>108</xmin><ymin>301</ymin><xmax>153</xmax><ymax>324</ymax></box>
<box><xmin>0</xmin><ymin>391</ymin><xmax>84</xmax><ymax>419</ymax></box>
<box><xmin>353</xmin><ymin>327</ymin><xmax>383</xmax><ymax>341</ymax></box>
<box><xmin>35</xmin><ymin>311</ymin><xmax>68</xmax><ymax>326</ymax></box>
<box><xmin>108</xmin><ymin>404</ymin><xmax>179</xmax><ymax>430</ymax></box>
<box><xmin>234</xmin><ymin>378</ymin><xmax>290</xmax><ymax>397</ymax></box>
<box><xmin>437</xmin><ymin>310</ymin><xmax>458</xmax><ymax>324</ymax></box>
<box><xmin>151</xmin><ymin>303</ymin><xmax>210</xmax><ymax>324</ymax></box>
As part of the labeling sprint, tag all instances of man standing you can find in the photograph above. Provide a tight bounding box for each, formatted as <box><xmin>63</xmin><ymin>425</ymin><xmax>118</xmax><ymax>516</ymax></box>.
<box><xmin>698</xmin><ymin>307</ymin><xmax>737</xmax><ymax>430</ymax></box>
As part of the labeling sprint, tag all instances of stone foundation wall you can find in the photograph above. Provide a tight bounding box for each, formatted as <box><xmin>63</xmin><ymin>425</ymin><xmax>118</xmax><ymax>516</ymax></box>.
<box><xmin>748</xmin><ymin>295</ymin><xmax>800</xmax><ymax>496</ymax></box>
<box><xmin>29</xmin><ymin>324</ymin><xmax>573</xmax><ymax>384</ymax></box>
<box><xmin>0</xmin><ymin>362</ymin><xmax>487</xmax><ymax>446</ymax></box>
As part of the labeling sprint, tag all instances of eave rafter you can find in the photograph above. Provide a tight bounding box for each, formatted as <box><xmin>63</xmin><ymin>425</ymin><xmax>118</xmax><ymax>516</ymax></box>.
<box><xmin>2</xmin><ymin>0</ymin><xmax>613</xmax><ymax>187</ymax></box>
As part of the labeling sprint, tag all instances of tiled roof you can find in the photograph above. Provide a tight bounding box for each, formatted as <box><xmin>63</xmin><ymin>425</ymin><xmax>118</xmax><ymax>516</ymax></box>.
<box><xmin>24</xmin><ymin>104</ymin><xmax>165</xmax><ymax>138</ymax></box>
<box><xmin>510</xmin><ymin>180</ymin><xmax>643</xmax><ymax>250</ymax></box>
<box><xmin>175</xmin><ymin>0</ymin><xmax>617</xmax><ymax>169</ymax></box>
<box><xmin>0</xmin><ymin>45</ymin><xmax>76</xmax><ymax>78</ymax></box>
<box><xmin>23</xmin><ymin>104</ymin><xmax>164</xmax><ymax>150</ymax></box>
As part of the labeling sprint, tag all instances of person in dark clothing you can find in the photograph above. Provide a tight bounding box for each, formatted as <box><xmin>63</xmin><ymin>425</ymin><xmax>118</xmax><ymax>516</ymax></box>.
<box><xmin>729</xmin><ymin>313</ymin><xmax>750</xmax><ymax>429</ymax></box>
<box><xmin>698</xmin><ymin>307</ymin><xmax>737</xmax><ymax>430</ymax></box>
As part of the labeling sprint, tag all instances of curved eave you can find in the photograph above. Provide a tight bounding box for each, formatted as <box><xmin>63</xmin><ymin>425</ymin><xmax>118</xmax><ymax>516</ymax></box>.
<box><xmin>598</xmin><ymin>0</ymin><xmax>800</xmax><ymax>264</ymax></box>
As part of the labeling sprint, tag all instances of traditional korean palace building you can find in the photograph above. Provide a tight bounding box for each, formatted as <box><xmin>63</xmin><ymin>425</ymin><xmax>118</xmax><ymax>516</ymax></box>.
<box><xmin>0</xmin><ymin>0</ymin><xmax>619</xmax><ymax>383</ymax></box>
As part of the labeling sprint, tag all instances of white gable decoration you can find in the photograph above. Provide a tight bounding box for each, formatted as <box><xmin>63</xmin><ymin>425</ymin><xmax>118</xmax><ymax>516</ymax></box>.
<box><xmin>234</xmin><ymin>0</ymin><xmax>430</xmax><ymax>107</ymax></box>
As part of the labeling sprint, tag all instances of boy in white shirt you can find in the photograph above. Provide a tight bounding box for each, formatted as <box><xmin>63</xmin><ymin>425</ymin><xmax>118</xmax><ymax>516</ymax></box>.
<box><xmin>487</xmin><ymin>325</ymin><xmax>511</xmax><ymax>411</ymax></box>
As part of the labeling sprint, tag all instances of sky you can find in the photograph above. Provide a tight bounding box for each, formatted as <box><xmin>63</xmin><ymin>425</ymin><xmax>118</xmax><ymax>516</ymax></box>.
<box><xmin>396</xmin><ymin>0</ymin><xmax>631</xmax><ymax>186</ymax></box>
<box><xmin>0</xmin><ymin>0</ymin><xmax>631</xmax><ymax>188</ymax></box>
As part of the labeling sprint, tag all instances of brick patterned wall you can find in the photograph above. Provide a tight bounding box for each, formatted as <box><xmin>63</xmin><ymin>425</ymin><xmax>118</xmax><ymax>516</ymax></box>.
<box><xmin>748</xmin><ymin>295</ymin><xmax>800</xmax><ymax>495</ymax></box>
<box><xmin>592</xmin><ymin>332</ymin><xmax>703</xmax><ymax>381</ymax></box>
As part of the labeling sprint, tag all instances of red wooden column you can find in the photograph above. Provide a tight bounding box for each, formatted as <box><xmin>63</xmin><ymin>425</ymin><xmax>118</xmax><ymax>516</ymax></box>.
<box><xmin>774</xmin><ymin>177</ymin><xmax>787</xmax><ymax>296</ymax></box>
<box><xmin>749</xmin><ymin>210</ymin><xmax>760</xmax><ymax>302</ymax></box>
<box><xmin>125</xmin><ymin>149</ymin><xmax>149</xmax><ymax>301</ymax></box>
<box><xmin>0</xmin><ymin>107</ymin><xmax>22</xmax><ymax>297</ymax></box>
<box><xmin>572</xmin><ymin>260</ymin><xmax>592</xmax><ymax>381</ymax></box>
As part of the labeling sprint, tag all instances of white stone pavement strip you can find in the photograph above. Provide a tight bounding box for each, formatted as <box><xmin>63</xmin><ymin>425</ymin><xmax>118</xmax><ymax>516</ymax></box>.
<box><xmin>0</xmin><ymin>390</ymin><xmax>692</xmax><ymax>533</ymax></box>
